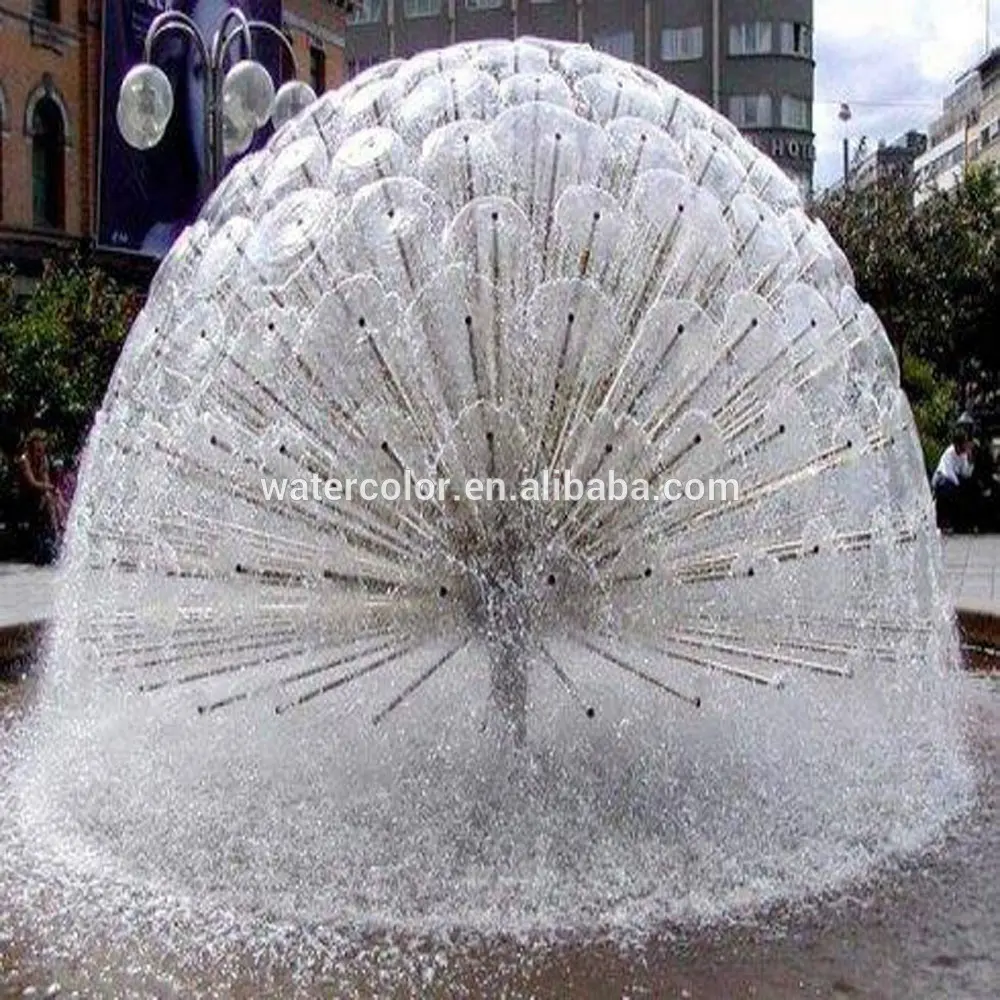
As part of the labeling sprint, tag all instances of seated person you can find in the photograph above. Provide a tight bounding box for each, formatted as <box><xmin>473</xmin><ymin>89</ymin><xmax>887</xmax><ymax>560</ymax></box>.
<box><xmin>931</xmin><ymin>431</ymin><xmax>975</xmax><ymax>531</ymax></box>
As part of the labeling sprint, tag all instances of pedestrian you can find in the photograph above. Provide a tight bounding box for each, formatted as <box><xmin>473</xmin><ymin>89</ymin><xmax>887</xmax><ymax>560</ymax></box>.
<box><xmin>931</xmin><ymin>430</ymin><xmax>975</xmax><ymax>532</ymax></box>
<box><xmin>14</xmin><ymin>430</ymin><xmax>60</xmax><ymax>564</ymax></box>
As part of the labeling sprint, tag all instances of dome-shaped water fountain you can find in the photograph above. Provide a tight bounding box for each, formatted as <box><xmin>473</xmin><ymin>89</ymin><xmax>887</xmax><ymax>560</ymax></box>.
<box><xmin>1</xmin><ymin>38</ymin><xmax>975</xmax><ymax>994</ymax></box>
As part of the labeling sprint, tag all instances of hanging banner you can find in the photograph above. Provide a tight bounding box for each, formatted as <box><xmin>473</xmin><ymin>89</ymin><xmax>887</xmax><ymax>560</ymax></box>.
<box><xmin>97</xmin><ymin>0</ymin><xmax>282</xmax><ymax>257</ymax></box>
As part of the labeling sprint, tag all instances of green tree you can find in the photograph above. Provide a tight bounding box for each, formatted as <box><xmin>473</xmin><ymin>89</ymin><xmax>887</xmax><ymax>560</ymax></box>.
<box><xmin>0</xmin><ymin>258</ymin><xmax>142</xmax><ymax>465</ymax></box>
<box><xmin>815</xmin><ymin>165</ymin><xmax>1000</xmax><ymax>460</ymax></box>
<box><xmin>901</xmin><ymin>353</ymin><xmax>958</xmax><ymax>473</ymax></box>
<box><xmin>912</xmin><ymin>167</ymin><xmax>1000</xmax><ymax>398</ymax></box>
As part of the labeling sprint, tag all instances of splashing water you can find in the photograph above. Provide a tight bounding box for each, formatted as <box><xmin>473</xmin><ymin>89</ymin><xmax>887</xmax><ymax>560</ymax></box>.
<box><xmin>1</xmin><ymin>39</ymin><xmax>974</xmax><ymax>975</ymax></box>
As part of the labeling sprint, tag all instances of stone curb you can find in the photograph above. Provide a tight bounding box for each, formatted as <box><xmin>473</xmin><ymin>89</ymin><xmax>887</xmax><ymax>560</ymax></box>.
<box><xmin>0</xmin><ymin>621</ymin><xmax>47</xmax><ymax>681</ymax></box>
<box><xmin>956</xmin><ymin>607</ymin><xmax>1000</xmax><ymax>671</ymax></box>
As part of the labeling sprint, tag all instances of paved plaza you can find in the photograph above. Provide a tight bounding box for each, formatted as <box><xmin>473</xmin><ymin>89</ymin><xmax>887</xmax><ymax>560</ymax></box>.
<box><xmin>0</xmin><ymin>562</ymin><xmax>56</xmax><ymax>632</ymax></box>
<box><xmin>941</xmin><ymin>534</ymin><xmax>1000</xmax><ymax>614</ymax></box>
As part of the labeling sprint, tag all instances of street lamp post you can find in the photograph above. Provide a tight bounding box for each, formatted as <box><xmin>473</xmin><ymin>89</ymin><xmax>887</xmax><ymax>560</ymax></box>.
<box><xmin>838</xmin><ymin>102</ymin><xmax>852</xmax><ymax>191</ymax></box>
<box><xmin>116</xmin><ymin>5</ymin><xmax>317</xmax><ymax>200</ymax></box>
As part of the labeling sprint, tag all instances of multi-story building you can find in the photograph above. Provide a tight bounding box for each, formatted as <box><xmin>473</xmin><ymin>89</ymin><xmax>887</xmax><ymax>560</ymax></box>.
<box><xmin>0</xmin><ymin>0</ymin><xmax>349</xmax><ymax>280</ymax></box>
<box><xmin>915</xmin><ymin>45</ymin><xmax>1000</xmax><ymax>205</ymax></box>
<box><xmin>968</xmin><ymin>46</ymin><xmax>1000</xmax><ymax>170</ymax></box>
<box><xmin>829</xmin><ymin>130</ymin><xmax>927</xmax><ymax>194</ymax></box>
<box><xmin>347</xmin><ymin>0</ymin><xmax>816</xmax><ymax>197</ymax></box>
<box><xmin>913</xmin><ymin>129</ymin><xmax>968</xmax><ymax>205</ymax></box>
<box><xmin>928</xmin><ymin>68</ymin><xmax>981</xmax><ymax>149</ymax></box>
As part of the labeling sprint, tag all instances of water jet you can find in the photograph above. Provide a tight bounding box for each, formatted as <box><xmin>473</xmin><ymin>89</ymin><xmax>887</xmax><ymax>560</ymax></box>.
<box><xmin>0</xmin><ymin>39</ymin><xmax>977</xmax><ymax>994</ymax></box>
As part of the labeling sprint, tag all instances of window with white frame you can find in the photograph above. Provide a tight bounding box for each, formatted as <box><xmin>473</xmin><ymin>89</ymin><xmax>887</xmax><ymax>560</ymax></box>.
<box><xmin>593</xmin><ymin>29</ymin><xmax>635</xmax><ymax>62</ymax></box>
<box><xmin>780</xmin><ymin>22</ymin><xmax>811</xmax><ymax>57</ymax></box>
<box><xmin>349</xmin><ymin>0</ymin><xmax>384</xmax><ymax>24</ymax></box>
<box><xmin>403</xmin><ymin>0</ymin><xmax>441</xmax><ymax>18</ymax></box>
<box><xmin>728</xmin><ymin>94</ymin><xmax>773</xmax><ymax>128</ymax></box>
<box><xmin>780</xmin><ymin>95</ymin><xmax>809</xmax><ymax>130</ymax></box>
<box><xmin>729</xmin><ymin>22</ymin><xmax>773</xmax><ymax>56</ymax></box>
<box><xmin>661</xmin><ymin>25</ymin><xmax>704</xmax><ymax>62</ymax></box>
<box><xmin>466</xmin><ymin>0</ymin><xmax>502</xmax><ymax>8</ymax></box>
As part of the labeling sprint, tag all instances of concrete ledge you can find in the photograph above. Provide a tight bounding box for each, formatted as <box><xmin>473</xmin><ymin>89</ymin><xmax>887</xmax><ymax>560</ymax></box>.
<box><xmin>956</xmin><ymin>606</ymin><xmax>1000</xmax><ymax>663</ymax></box>
<box><xmin>0</xmin><ymin>621</ymin><xmax>46</xmax><ymax>681</ymax></box>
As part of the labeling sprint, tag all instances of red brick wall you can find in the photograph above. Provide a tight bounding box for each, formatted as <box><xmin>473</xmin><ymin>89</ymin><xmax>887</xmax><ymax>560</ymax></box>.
<box><xmin>0</xmin><ymin>0</ymin><xmax>346</xmax><ymax>242</ymax></box>
<box><xmin>0</xmin><ymin>0</ymin><xmax>100</xmax><ymax>236</ymax></box>
<box><xmin>284</xmin><ymin>0</ymin><xmax>348</xmax><ymax>93</ymax></box>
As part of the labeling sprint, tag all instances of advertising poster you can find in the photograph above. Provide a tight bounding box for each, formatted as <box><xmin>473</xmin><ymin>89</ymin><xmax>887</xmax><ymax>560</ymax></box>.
<box><xmin>97</xmin><ymin>0</ymin><xmax>282</xmax><ymax>257</ymax></box>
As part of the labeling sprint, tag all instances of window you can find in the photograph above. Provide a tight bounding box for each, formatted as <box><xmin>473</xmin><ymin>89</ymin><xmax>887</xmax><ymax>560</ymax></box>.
<box><xmin>728</xmin><ymin>94</ymin><xmax>772</xmax><ymax>129</ymax></box>
<box><xmin>729</xmin><ymin>22</ymin><xmax>772</xmax><ymax>56</ymax></box>
<box><xmin>403</xmin><ymin>0</ymin><xmax>441</xmax><ymax>17</ymax></box>
<box><xmin>31</xmin><ymin>95</ymin><xmax>64</xmax><ymax>229</ymax></box>
<box><xmin>31</xmin><ymin>0</ymin><xmax>59</xmax><ymax>22</ymax></box>
<box><xmin>661</xmin><ymin>26</ymin><xmax>704</xmax><ymax>62</ymax></box>
<box><xmin>349</xmin><ymin>0</ymin><xmax>384</xmax><ymax>24</ymax></box>
<box><xmin>593</xmin><ymin>29</ymin><xmax>634</xmax><ymax>62</ymax></box>
<box><xmin>466</xmin><ymin>0</ymin><xmax>502</xmax><ymax>8</ymax></box>
<box><xmin>780</xmin><ymin>95</ymin><xmax>809</xmax><ymax>130</ymax></box>
<box><xmin>780</xmin><ymin>22</ymin><xmax>811</xmax><ymax>58</ymax></box>
<box><xmin>309</xmin><ymin>46</ymin><xmax>326</xmax><ymax>94</ymax></box>
<box><xmin>940</xmin><ymin>146</ymin><xmax>963</xmax><ymax>171</ymax></box>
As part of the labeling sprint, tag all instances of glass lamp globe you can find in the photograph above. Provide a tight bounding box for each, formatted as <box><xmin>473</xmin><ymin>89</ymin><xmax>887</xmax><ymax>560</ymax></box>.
<box><xmin>270</xmin><ymin>80</ymin><xmax>317</xmax><ymax>131</ymax></box>
<box><xmin>117</xmin><ymin>63</ymin><xmax>174</xmax><ymax>150</ymax></box>
<box><xmin>222</xmin><ymin>59</ymin><xmax>276</xmax><ymax>130</ymax></box>
<box><xmin>222</xmin><ymin>110</ymin><xmax>256</xmax><ymax>158</ymax></box>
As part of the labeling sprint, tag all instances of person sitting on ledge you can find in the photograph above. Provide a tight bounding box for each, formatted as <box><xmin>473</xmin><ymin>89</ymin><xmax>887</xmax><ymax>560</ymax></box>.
<box><xmin>931</xmin><ymin>430</ymin><xmax>975</xmax><ymax>532</ymax></box>
<box><xmin>14</xmin><ymin>430</ymin><xmax>60</xmax><ymax>565</ymax></box>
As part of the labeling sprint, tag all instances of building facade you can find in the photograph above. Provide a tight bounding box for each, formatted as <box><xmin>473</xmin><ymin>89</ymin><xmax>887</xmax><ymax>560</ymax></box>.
<box><xmin>913</xmin><ymin>128</ymin><xmax>968</xmax><ymax>206</ymax></box>
<box><xmin>347</xmin><ymin>0</ymin><xmax>815</xmax><ymax>196</ymax></box>
<box><xmin>0</xmin><ymin>0</ymin><xmax>349</xmax><ymax>279</ymax></box>
<box><xmin>831</xmin><ymin>129</ymin><xmax>927</xmax><ymax>194</ymax></box>
<box><xmin>915</xmin><ymin>46</ymin><xmax>1000</xmax><ymax>206</ymax></box>
<box><xmin>969</xmin><ymin>48</ymin><xmax>1000</xmax><ymax>170</ymax></box>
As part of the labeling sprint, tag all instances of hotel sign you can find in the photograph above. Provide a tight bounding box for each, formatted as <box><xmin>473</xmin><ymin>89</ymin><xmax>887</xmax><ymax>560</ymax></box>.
<box><xmin>750</xmin><ymin>135</ymin><xmax>817</xmax><ymax>163</ymax></box>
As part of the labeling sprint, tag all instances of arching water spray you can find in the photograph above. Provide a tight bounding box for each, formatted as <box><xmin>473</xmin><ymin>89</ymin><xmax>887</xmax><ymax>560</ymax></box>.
<box><xmin>1</xmin><ymin>39</ymin><xmax>974</xmax><ymax>970</ymax></box>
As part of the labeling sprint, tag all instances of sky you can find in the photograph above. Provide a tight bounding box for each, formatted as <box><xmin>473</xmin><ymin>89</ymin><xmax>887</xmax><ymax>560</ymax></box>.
<box><xmin>813</xmin><ymin>0</ymin><xmax>997</xmax><ymax>190</ymax></box>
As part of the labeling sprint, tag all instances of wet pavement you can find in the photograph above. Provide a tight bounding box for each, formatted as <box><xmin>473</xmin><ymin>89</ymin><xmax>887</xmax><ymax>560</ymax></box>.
<box><xmin>1</xmin><ymin>547</ymin><xmax>998</xmax><ymax>998</ymax></box>
<box><xmin>944</xmin><ymin>535</ymin><xmax>1000</xmax><ymax>613</ymax></box>
<box><xmin>0</xmin><ymin>565</ymin><xmax>54</xmax><ymax>632</ymax></box>
<box><xmin>0</xmin><ymin>675</ymin><xmax>997</xmax><ymax>1000</ymax></box>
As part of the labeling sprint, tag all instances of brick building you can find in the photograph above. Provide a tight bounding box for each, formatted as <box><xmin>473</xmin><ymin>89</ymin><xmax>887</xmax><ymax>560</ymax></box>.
<box><xmin>0</xmin><ymin>0</ymin><xmax>349</xmax><ymax>279</ymax></box>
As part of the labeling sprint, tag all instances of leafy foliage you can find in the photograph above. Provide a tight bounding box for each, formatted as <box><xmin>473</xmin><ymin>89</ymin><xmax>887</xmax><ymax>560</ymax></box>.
<box><xmin>901</xmin><ymin>353</ymin><xmax>958</xmax><ymax>473</ymax></box>
<box><xmin>0</xmin><ymin>258</ymin><xmax>142</xmax><ymax>466</ymax></box>
<box><xmin>815</xmin><ymin>165</ymin><xmax>1000</xmax><ymax>464</ymax></box>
